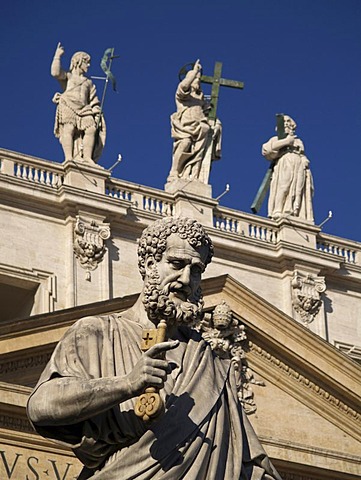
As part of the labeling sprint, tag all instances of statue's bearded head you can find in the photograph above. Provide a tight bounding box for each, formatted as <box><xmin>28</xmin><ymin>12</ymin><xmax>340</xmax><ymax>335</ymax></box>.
<box><xmin>138</xmin><ymin>217</ymin><xmax>213</xmax><ymax>326</ymax></box>
<box><xmin>283</xmin><ymin>115</ymin><xmax>297</xmax><ymax>135</ymax></box>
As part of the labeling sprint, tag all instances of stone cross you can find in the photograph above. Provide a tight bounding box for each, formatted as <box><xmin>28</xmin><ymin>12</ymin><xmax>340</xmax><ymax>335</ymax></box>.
<box><xmin>141</xmin><ymin>330</ymin><xmax>157</xmax><ymax>350</ymax></box>
<box><xmin>201</xmin><ymin>61</ymin><xmax>244</xmax><ymax>121</ymax></box>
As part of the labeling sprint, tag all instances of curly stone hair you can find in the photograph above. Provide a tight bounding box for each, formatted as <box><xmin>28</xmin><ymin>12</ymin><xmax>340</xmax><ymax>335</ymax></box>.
<box><xmin>138</xmin><ymin>217</ymin><xmax>214</xmax><ymax>279</ymax></box>
<box><xmin>70</xmin><ymin>51</ymin><xmax>91</xmax><ymax>71</ymax></box>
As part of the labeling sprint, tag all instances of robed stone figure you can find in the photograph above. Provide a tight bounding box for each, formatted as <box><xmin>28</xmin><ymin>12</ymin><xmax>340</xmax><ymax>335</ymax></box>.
<box><xmin>262</xmin><ymin>115</ymin><xmax>314</xmax><ymax>221</ymax></box>
<box><xmin>168</xmin><ymin>61</ymin><xmax>221</xmax><ymax>184</ymax></box>
<box><xmin>27</xmin><ymin>217</ymin><xmax>282</xmax><ymax>480</ymax></box>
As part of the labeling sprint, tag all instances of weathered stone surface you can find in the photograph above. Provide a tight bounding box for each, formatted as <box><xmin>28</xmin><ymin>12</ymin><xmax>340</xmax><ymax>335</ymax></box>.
<box><xmin>27</xmin><ymin>218</ymin><xmax>281</xmax><ymax>479</ymax></box>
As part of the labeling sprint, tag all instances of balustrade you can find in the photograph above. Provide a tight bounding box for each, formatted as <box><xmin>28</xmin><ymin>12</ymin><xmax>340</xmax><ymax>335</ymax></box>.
<box><xmin>14</xmin><ymin>162</ymin><xmax>63</xmax><ymax>187</ymax></box>
<box><xmin>106</xmin><ymin>184</ymin><xmax>132</xmax><ymax>201</ymax></box>
<box><xmin>2</xmin><ymin>151</ymin><xmax>360</xmax><ymax>267</ymax></box>
<box><xmin>317</xmin><ymin>239</ymin><xmax>357</xmax><ymax>263</ymax></box>
<box><xmin>105</xmin><ymin>180</ymin><xmax>174</xmax><ymax>217</ymax></box>
<box><xmin>214</xmin><ymin>211</ymin><xmax>278</xmax><ymax>244</ymax></box>
<box><xmin>142</xmin><ymin>195</ymin><xmax>174</xmax><ymax>216</ymax></box>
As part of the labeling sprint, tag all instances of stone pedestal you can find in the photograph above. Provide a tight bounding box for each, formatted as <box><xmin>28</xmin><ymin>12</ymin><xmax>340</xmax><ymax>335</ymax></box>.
<box><xmin>277</xmin><ymin>216</ymin><xmax>320</xmax><ymax>248</ymax></box>
<box><xmin>63</xmin><ymin>160</ymin><xmax>110</xmax><ymax>194</ymax></box>
<box><xmin>165</xmin><ymin>178</ymin><xmax>212</xmax><ymax>198</ymax></box>
<box><xmin>165</xmin><ymin>178</ymin><xmax>216</xmax><ymax>226</ymax></box>
<box><xmin>0</xmin><ymin>157</ymin><xmax>15</xmax><ymax>175</ymax></box>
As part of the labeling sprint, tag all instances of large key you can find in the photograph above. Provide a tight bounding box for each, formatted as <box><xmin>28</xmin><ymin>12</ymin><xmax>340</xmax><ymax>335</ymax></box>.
<box><xmin>134</xmin><ymin>319</ymin><xmax>167</xmax><ymax>422</ymax></box>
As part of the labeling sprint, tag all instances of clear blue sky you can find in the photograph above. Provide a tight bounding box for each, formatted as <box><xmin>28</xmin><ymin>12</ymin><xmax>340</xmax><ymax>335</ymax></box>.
<box><xmin>1</xmin><ymin>0</ymin><xmax>361</xmax><ymax>241</ymax></box>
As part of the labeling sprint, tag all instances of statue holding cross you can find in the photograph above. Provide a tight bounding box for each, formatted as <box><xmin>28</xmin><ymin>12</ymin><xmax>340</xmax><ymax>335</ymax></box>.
<box><xmin>167</xmin><ymin>60</ymin><xmax>244</xmax><ymax>185</ymax></box>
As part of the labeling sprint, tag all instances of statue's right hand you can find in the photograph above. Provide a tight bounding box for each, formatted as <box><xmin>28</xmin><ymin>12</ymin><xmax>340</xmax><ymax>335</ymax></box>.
<box><xmin>285</xmin><ymin>134</ymin><xmax>296</xmax><ymax>145</ymax></box>
<box><xmin>125</xmin><ymin>340</ymin><xmax>179</xmax><ymax>397</ymax></box>
<box><xmin>54</xmin><ymin>42</ymin><xmax>65</xmax><ymax>57</ymax></box>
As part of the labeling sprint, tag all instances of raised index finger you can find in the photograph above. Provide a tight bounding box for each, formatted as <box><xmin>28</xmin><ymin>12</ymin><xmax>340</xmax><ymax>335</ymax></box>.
<box><xmin>146</xmin><ymin>340</ymin><xmax>179</xmax><ymax>358</ymax></box>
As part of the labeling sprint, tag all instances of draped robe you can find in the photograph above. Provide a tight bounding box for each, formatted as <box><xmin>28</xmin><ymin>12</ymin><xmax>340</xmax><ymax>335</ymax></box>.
<box><xmin>262</xmin><ymin>137</ymin><xmax>314</xmax><ymax>221</ymax></box>
<box><xmin>28</xmin><ymin>314</ymin><xmax>281</xmax><ymax>480</ymax></box>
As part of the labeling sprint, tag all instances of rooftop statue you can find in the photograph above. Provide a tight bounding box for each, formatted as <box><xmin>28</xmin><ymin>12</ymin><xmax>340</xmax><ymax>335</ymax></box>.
<box><xmin>262</xmin><ymin>115</ymin><xmax>314</xmax><ymax>221</ymax></box>
<box><xmin>27</xmin><ymin>217</ymin><xmax>281</xmax><ymax>480</ymax></box>
<box><xmin>167</xmin><ymin>60</ymin><xmax>244</xmax><ymax>187</ymax></box>
<box><xmin>168</xmin><ymin>60</ymin><xmax>219</xmax><ymax>183</ymax></box>
<box><xmin>51</xmin><ymin>42</ymin><xmax>106</xmax><ymax>164</ymax></box>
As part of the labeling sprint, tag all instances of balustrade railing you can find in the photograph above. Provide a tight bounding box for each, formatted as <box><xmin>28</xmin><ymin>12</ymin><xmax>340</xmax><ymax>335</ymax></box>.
<box><xmin>214</xmin><ymin>208</ymin><xmax>361</xmax><ymax>263</ymax></box>
<box><xmin>214</xmin><ymin>209</ymin><xmax>278</xmax><ymax>244</ymax></box>
<box><xmin>317</xmin><ymin>236</ymin><xmax>358</xmax><ymax>264</ymax></box>
<box><xmin>2</xmin><ymin>150</ymin><xmax>360</xmax><ymax>266</ymax></box>
<box><xmin>0</xmin><ymin>152</ymin><xmax>64</xmax><ymax>188</ymax></box>
<box><xmin>142</xmin><ymin>195</ymin><xmax>174</xmax><ymax>216</ymax></box>
<box><xmin>14</xmin><ymin>162</ymin><xmax>64</xmax><ymax>187</ymax></box>
<box><xmin>105</xmin><ymin>179</ymin><xmax>174</xmax><ymax>217</ymax></box>
<box><xmin>214</xmin><ymin>215</ymin><xmax>239</xmax><ymax>233</ymax></box>
<box><xmin>106</xmin><ymin>184</ymin><xmax>132</xmax><ymax>201</ymax></box>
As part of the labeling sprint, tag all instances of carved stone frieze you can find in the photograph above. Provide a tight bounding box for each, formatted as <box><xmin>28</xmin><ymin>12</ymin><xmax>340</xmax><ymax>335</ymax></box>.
<box><xmin>279</xmin><ymin>474</ymin><xmax>313</xmax><ymax>480</ymax></box>
<box><xmin>197</xmin><ymin>300</ymin><xmax>265</xmax><ymax>414</ymax></box>
<box><xmin>0</xmin><ymin>352</ymin><xmax>51</xmax><ymax>376</ymax></box>
<box><xmin>291</xmin><ymin>270</ymin><xmax>326</xmax><ymax>324</ymax></box>
<box><xmin>0</xmin><ymin>415</ymin><xmax>33</xmax><ymax>433</ymax></box>
<box><xmin>73</xmin><ymin>216</ymin><xmax>111</xmax><ymax>280</ymax></box>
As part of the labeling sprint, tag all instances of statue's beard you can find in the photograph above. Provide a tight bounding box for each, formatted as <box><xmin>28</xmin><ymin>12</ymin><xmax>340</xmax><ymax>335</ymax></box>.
<box><xmin>142</xmin><ymin>269</ymin><xmax>203</xmax><ymax>327</ymax></box>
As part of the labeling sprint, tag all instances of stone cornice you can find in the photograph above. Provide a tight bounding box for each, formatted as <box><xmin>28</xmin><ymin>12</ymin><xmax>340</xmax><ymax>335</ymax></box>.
<box><xmin>0</xmin><ymin>427</ymin><xmax>76</xmax><ymax>454</ymax></box>
<box><xmin>2</xmin><ymin>275</ymin><xmax>360</xmax><ymax>407</ymax></box>
<box><xmin>260</xmin><ymin>435</ymin><xmax>361</xmax><ymax>464</ymax></box>
<box><xmin>202</xmin><ymin>275</ymin><xmax>360</xmax><ymax>386</ymax></box>
<box><xmin>0</xmin><ymin>293</ymin><xmax>138</xmax><ymax>343</ymax></box>
<box><xmin>0</xmin><ymin>172</ymin><xmax>174</xmax><ymax>236</ymax></box>
<box><xmin>2</xmin><ymin>147</ymin><xmax>361</xmax><ymax>286</ymax></box>
<box><xmin>264</xmin><ymin>436</ymin><xmax>361</xmax><ymax>478</ymax></box>
<box><xmin>250</xmin><ymin>339</ymin><xmax>360</xmax><ymax>441</ymax></box>
<box><xmin>210</xmin><ymin>230</ymin><xmax>355</xmax><ymax>276</ymax></box>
